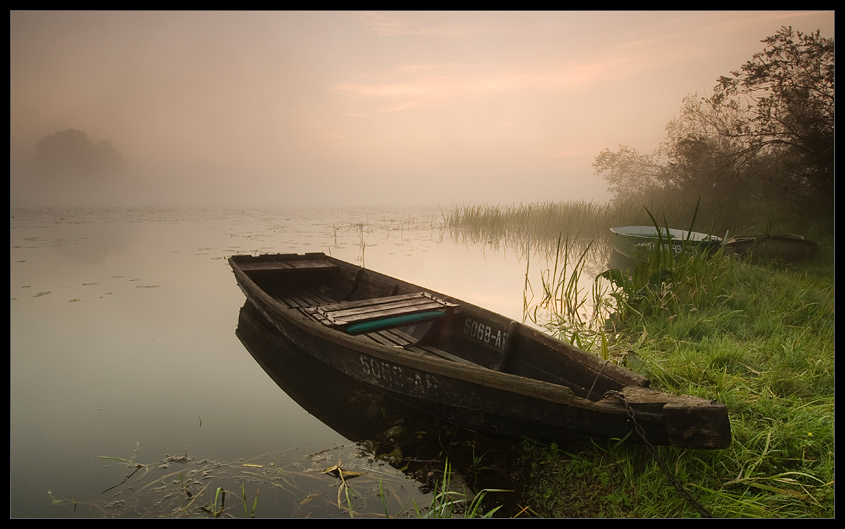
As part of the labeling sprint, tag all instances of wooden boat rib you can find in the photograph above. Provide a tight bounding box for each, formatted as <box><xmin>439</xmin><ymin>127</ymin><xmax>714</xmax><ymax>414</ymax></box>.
<box><xmin>229</xmin><ymin>252</ymin><xmax>731</xmax><ymax>449</ymax></box>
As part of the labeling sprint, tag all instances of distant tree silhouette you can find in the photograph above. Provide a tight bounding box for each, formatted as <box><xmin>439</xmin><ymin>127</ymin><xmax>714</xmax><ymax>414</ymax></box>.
<box><xmin>33</xmin><ymin>129</ymin><xmax>125</xmax><ymax>179</ymax></box>
<box><xmin>594</xmin><ymin>27</ymin><xmax>834</xmax><ymax>223</ymax></box>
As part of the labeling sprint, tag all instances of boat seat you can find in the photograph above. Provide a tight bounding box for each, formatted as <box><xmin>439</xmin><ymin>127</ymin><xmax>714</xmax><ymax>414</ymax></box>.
<box><xmin>307</xmin><ymin>292</ymin><xmax>457</xmax><ymax>335</ymax></box>
<box><xmin>237</xmin><ymin>259</ymin><xmax>339</xmax><ymax>273</ymax></box>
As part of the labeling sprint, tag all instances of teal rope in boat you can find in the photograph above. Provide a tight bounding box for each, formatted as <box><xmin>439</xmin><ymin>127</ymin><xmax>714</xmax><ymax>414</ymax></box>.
<box><xmin>345</xmin><ymin>311</ymin><xmax>446</xmax><ymax>334</ymax></box>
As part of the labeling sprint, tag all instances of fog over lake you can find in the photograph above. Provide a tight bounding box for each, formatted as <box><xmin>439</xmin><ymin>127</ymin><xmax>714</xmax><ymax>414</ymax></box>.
<box><xmin>10</xmin><ymin>11</ymin><xmax>834</xmax><ymax>209</ymax></box>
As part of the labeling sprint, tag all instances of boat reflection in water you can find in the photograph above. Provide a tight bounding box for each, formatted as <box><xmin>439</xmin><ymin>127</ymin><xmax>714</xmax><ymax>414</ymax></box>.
<box><xmin>237</xmin><ymin>300</ymin><xmax>438</xmax><ymax>445</ymax></box>
<box><xmin>235</xmin><ymin>300</ymin><xmax>517</xmax><ymax>511</ymax></box>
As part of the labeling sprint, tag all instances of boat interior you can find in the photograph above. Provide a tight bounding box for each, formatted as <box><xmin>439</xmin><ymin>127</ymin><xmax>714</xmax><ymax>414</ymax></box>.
<box><xmin>233</xmin><ymin>253</ymin><xmax>639</xmax><ymax>401</ymax></box>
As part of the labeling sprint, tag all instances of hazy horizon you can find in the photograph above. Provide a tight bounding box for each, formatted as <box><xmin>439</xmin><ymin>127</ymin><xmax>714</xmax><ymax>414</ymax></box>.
<box><xmin>10</xmin><ymin>10</ymin><xmax>835</xmax><ymax>209</ymax></box>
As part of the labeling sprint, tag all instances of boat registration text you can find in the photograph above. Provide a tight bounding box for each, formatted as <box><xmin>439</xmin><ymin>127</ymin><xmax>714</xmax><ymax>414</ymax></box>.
<box><xmin>359</xmin><ymin>355</ymin><xmax>439</xmax><ymax>396</ymax></box>
<box><xmin>463</xmin><ymin>318</ymin><xmax>508</xmax><ymax>350</ymax></box>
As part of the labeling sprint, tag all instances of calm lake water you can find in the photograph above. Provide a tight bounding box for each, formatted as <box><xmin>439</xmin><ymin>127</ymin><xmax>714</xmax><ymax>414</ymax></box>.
<box><xmin>10</xmin><ymin>206</ymin><xmax>614</xmax><ymax>518</ymax></box>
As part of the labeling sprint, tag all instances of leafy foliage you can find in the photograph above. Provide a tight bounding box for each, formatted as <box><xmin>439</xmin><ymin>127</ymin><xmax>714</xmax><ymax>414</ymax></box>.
<box><xmin>700</xmin><ymin>27</ymin><xmax>834</xmax><ymax>218</ymax></box>
<box><xmin>594</xmin><ymin>27</ymin><xmax>833</xmax><ymax>226</ymax></box>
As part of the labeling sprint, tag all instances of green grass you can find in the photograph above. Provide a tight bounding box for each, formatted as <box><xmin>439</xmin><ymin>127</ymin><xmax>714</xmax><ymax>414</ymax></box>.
<box><xmin>549</xmin><ymin>249</ymin><xmax>831</xmax><ymax>517</ymax></box>
<box><xmin>517</xmin><ymin>250</ymin><xmax>834</xmax><ymax>517</ymax></box>
<box><xmin>447</xmin><ymin>199</ymin><xmax>834</xmax><ymax>518</ymax></box>
<box><xmin>411</xmin><ymin>460</ymin><xmax>508</xmax><ymax>518</ymax></box>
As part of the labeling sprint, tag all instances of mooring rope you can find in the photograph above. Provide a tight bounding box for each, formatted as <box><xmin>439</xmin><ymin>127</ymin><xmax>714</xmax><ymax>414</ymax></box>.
<box><xmin>602</xmin><ymin>390</ymin><xmax>714</xmax><ymax>518</ymax></box>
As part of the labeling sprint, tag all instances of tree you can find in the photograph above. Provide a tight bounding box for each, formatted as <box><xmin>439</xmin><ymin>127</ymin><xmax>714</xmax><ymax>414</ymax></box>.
<box><xmin>33</xmin><ymin>129</ymin><xmax>126</xmax><ymax>180</ymax></box>
<box><xmin>592</xmin><ymin>145</ymin><xmax>666</xmax><ymax>200</ymax></box>
<box><xmin>697</xmin><ymin>26</ymin><xmax>834</xmax><ymax>217</ymax></box>
<box><xmin>660</xmin><ymin>94</ymin><xmax>755</xmax><ymax>198</ymax></box>
<box><xmin>595</xmin><ymin>27</ymin><xmax>834</xmax><ymax>221</ymax></box>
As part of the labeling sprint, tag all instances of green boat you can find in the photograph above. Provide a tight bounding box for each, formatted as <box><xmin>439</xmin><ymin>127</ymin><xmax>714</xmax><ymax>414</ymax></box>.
<box><xmin>610</xmin><ymin>226</ymin><xmax>723</xmax><ymax>260</ymax></box>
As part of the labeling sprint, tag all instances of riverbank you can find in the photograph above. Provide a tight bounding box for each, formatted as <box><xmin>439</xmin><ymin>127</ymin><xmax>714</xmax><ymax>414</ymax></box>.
<box><xmin>520</xmin><ymin>247</ymin><xmax>834</xmax><ymax>517</ymax></box>
<box><xmin>444</xmin><ymin>199</ymin><xmax>834</xmax><ymax>517</ymax></box>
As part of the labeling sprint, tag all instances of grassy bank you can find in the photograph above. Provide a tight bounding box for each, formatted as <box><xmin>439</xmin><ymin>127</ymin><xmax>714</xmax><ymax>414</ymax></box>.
<box><xmin>526</xmin><ymin>252</ymin><xmax>833</xmax><ymax>517</ymax></box>
<box><xmin>446</xmin><ymin>200</ymin><xmax>834</xmax><ymax>518</ymax></box>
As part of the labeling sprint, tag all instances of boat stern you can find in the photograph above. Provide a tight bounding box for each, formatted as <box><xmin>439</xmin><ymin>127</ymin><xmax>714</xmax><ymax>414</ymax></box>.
<box><xmin>605</xmin><ymin>386</ymin><xmax>731</xmax><ymax>449</ymax></box>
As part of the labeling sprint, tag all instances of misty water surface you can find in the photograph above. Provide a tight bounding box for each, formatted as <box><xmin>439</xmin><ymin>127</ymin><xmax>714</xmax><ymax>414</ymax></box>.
<box><xmin>10</xmin><ymin>206</ymin><xmax>611</xmax><ymax>518</ymax></box>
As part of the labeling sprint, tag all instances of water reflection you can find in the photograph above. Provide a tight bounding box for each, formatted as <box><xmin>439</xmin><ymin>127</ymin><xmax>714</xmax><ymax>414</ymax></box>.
<box><xmin>50</xmin><ymin>222</ymin><xmax>136</xmax><ymax>264</ymax></box>
<box><xmin>237</xmin><ymin>300</ymin><xmax>442</xmax><ymax>448</ymax></box>
<box><xmin>446</xmin><ymin>224</ymin><xmax>623</xmax><ymax>332</ymax></box>
<box><xmin>445</xmin><ymin>218</ymin><xmax>613</xmax><ymax>269</ymax></box>
<box><xmin>446</xmin><ymin>223</ymin><xmax>617</xmax><ymax>292</ymax></box>
<box><xmin>235</xmin><ymin>301</ymin><xmax>524</xmax><ymax>517</ymax></box>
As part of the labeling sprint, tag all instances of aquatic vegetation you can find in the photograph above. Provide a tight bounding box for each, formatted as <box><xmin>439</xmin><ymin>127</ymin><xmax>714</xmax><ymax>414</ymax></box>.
<box><xmin>48</xmin><ymin>439</ymin><xmax>511</xmax><ymax>519</ymax></box>
<box><xmin>411</xmin><ymin>460</ymin><xmax>508</xmax><ymax>519</ymax></box>
<box><xmin>523</xmin><ymin>235</ymin><xmax>610</xmax><ymax>355</ymax></box>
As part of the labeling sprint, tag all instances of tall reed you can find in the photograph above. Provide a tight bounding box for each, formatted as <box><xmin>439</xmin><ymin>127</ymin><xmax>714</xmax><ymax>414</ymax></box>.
<box><xmin>523</xmin><ymin>235</ymin><xmax>611</xmax><ymax>355</ymax></box>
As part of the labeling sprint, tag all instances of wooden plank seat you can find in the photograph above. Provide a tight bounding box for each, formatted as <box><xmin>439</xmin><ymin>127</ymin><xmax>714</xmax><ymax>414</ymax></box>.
<box><xmin>306</xmin><ymin>292</ymin><xmax>457</xmax><ymax>335</ymax></box>
<box><xmin>238</xmin><ymin>259</ymin><xmax>339</xmax><ymax>273</ymax></box>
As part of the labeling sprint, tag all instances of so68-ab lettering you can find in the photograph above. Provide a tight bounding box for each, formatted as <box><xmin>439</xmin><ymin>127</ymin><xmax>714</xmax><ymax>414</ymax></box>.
<box><xmin>463</xmin><ymin>318</ymin><xmax>507</xmax><ymax>350</ymax></box>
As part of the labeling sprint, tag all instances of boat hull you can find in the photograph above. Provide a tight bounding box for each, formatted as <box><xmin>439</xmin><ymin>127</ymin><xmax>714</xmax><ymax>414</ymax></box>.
<box><xmin>610</xmin><ymin>226</ymin><xmax>723</xmax><ymax>260</ymax></box>
<box><xmin>229</xmin><ymin>252</ymin><xmax>731</xmax><ymax>449</ymax></box>
<box><xmin>724</xmin><ymin>234</ymin><xmax>817</xmax><ymax>262</ymax></box>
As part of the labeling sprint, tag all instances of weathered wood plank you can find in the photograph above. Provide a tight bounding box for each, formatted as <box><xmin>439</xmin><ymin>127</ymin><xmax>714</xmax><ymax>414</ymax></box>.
<box><xmin>323</xmin><ymin>302</ymin><xmax>447</xmax><ymax>325</ymax></box>
<box><xmin>316</xmin><ymin>291</ymin><xmax>421</xmax><ymax>310</ymax></box>
<box><xmin>365</xmin><ymin>329</ymin><xmax>479</xmax><ymax>367</ymax></box>
<box><xmin>239</xmin><ymin>259</ymin><xmax>339</xmax><ymax>272</ymax></box>
<box><xmin>663</xmin><ymin>398</ymin><xmax>732</xmax><ymax>449</ymax></box>
<box><xmin>318</xmin><ymin>292</ymin><xmax>453</xmax><ymax>311</ymax></box>
<box><xmin>315</xmin><ymin>292</ymin><xmax>456</xmax><ymax>327</ymax></box>
<box><xmin>293</xmin><ymin>289</ymin><xmax>334</xmax><ymax>307</ymax></box>
<box><xmin>323</xmin><ymin>297</ymin><xmax>441</xmax><ymax>319</ymax></box>
<box><xmin>364</xmin><ymin>330</ymin><xmax>407</xmax><ymax>347</ymax></box>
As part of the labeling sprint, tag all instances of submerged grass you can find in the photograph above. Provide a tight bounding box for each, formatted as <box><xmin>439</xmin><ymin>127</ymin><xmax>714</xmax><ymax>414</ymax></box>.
<box><xmin>52</xmin><ymin>444</ymin><xmax>506</xmax><ymax>519</ymax></box>
<box><xmin>448</xmin><ymin>199</ymin><xmax>834</xmax><ymax>518</ymax></box>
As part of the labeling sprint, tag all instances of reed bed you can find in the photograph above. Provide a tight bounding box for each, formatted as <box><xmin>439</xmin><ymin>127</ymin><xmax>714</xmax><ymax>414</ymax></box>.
<box><xmin>443</xmin><ymin>195</ymin><xmax>826</xmax><ymax>256</ymax></box>
<box><xmin>443</xmin><ymin>200</ymin><xmax>615</xmax><ymax>246</ymax></box>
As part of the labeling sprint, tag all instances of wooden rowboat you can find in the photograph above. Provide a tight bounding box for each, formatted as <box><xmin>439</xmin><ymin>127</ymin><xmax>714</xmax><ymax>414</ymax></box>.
<box><xmin>723</xmin><ymin>234</ymin><xmax>817</xmax><ymax>263</ymax></box>
<box><xmin>228</xmin><ymin>252</ymin><xmax>731</xmax><ymax>449</ymax></box>
<box><xmin>610</xmin><ymin>226</ymin><xmax>723</xmax><ymax>260</ymax></box>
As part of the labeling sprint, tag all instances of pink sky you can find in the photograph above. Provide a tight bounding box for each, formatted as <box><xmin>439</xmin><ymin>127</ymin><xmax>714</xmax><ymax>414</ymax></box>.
<box><xmin>10</xmin><ymin>11</ymin><xmax>835</xmax><ymax>207</ymax></box>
